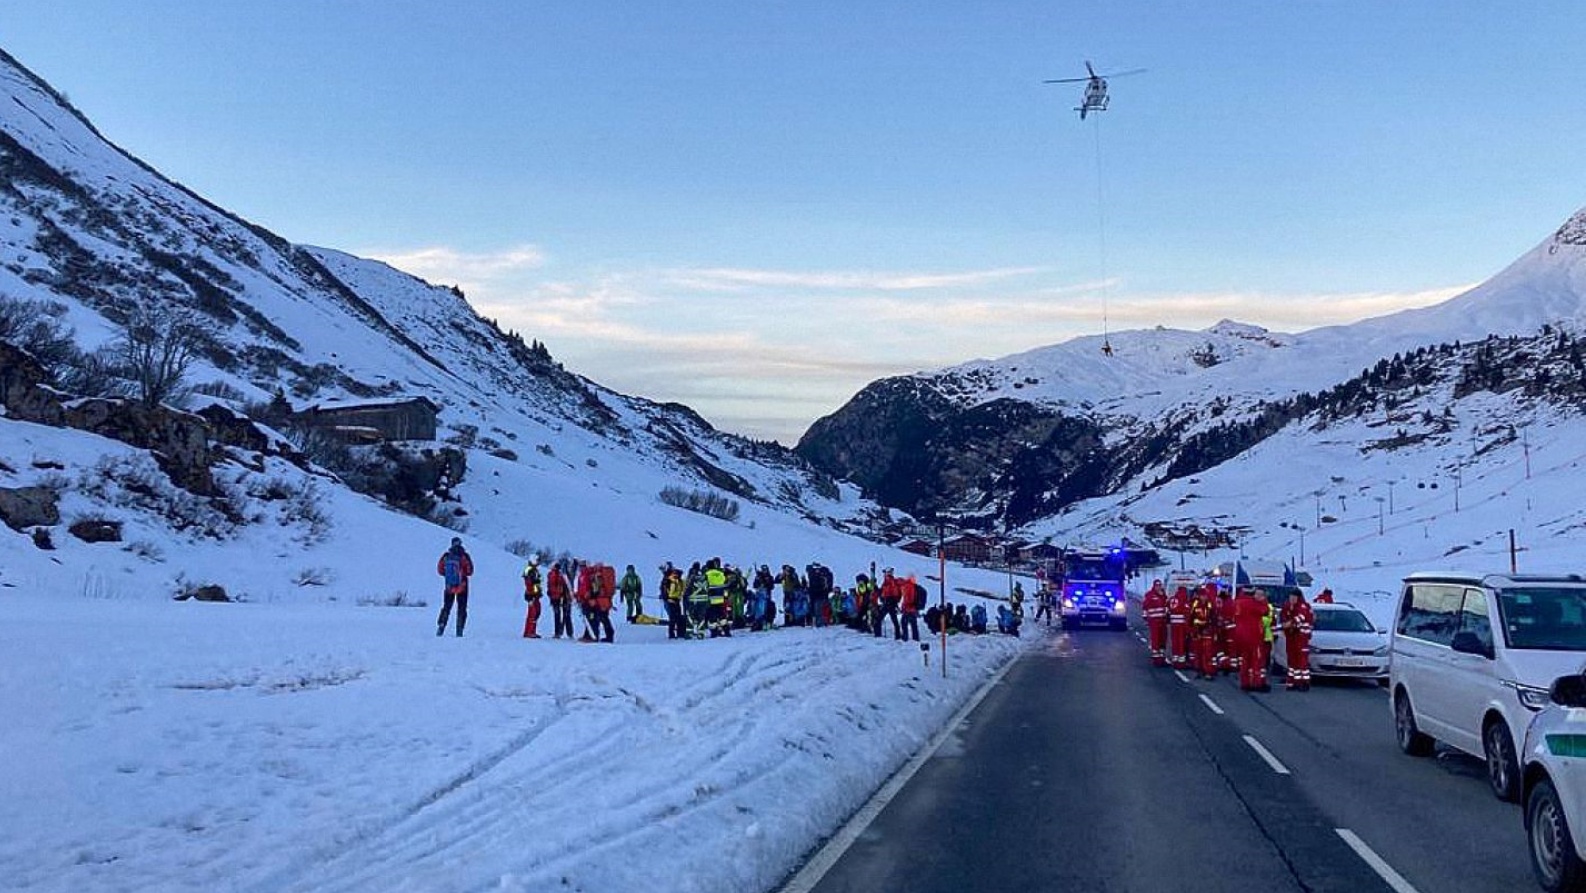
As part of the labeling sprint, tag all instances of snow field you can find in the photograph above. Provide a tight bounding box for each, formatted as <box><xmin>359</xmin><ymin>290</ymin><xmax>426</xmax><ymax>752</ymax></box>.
<box><xmin>1</xmin><ymin>580</ymin><xmax>1023</xmax><ymax>893</ymax></box>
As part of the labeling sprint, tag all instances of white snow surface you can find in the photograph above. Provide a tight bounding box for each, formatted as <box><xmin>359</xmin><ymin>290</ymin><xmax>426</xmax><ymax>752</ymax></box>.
<box><xmin>1</xmin><ymin>420</ymin><xmax>1023</xmax><ymax>893</ymax></box>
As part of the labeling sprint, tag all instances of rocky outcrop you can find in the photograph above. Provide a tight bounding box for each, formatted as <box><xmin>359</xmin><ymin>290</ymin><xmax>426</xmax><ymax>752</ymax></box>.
<box><xmin>0</xmin><ymin>342</ymin><xmax>66</xmax><ymax>425</ymax></box>
<box><xmin>797</xmin><ymin>376</ymin><xmax>1128</xmax><ymax>525</ymax></box>
<box><xmin>2</xmin><ymin>340</ymin><xmax>215</xmax><ymax>495</ymax></box>
<box><xmin>195</xmin><ymin>403</ymin><xmax>308</xmax><ymax>469</ymax></box>
<box><xmin>0</xmin><ymin>485</ymin><xmax>60</xmax><ymax>531</ymax></box>
<box><xmin>62</xmin><ymin>398</ymin><xmax>214</xmax><ymax>495</ymax></box>
<box><xmin>68</xmin><ymin>517</ymin><xmax>123</xmax><ymax>543</ymax></box>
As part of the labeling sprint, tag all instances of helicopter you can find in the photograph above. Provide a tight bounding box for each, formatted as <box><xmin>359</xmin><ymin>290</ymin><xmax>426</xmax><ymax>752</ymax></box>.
<box><xmin>1043</xmin><ymin>61</ymin><xmax>1146</xmax><ymax>120</ymax></box>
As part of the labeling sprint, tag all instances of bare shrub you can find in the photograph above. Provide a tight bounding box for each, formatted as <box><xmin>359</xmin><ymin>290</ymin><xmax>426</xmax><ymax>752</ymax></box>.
<box><xmin>658</xmin><ymin>485</ymin><xmax>741</xmax><ymax>522</ymax></box>
<box><xmin>114</xmin><ymin>303</ymin><xmax>201</xmax><ymax>408</ymax></box>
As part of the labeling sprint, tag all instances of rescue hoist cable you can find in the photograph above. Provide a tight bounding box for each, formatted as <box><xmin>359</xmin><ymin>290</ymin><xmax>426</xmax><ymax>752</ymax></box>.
<box><xmin>1092</xmin><ymin>113</ymin><xmax>1113</xmax><ymax>357</ymax></box>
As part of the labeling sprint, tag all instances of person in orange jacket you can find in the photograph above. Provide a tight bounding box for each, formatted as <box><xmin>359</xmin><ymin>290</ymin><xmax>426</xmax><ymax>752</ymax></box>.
<box><xmin>436</xmin><ymin>536</ymin><xmax>473</xmax><ymax>637</ymax></box>
<box><xmin>547</xmin><ymin>562</ymin><xmax>574</xmax><ymax>639</ymax></box>
<box><xmin>522</xmin><ymin>559</ymin><xmax>543</xmax><ymax>638</ymax></box>
<box><xmin>1280</xmin><ymin>591</ymin><xmax>1315</xmax><ymax>690</ymax></box>
<box><xmin>1189</xmin><ymin>585</ymin><xmax>1220</xmax><ymax>679</ymax></box>
<box><xmin>899</xmin><ymin>575</ymin><xmax>924</xmax><ymax>642</ymax></box>
<box><xmin>1167</xmin><ymin>585</ymin><xmax>1192</xmax><ymax>669</ymax></box>
<box><xmin>1142</xmin><ymin>580</ymin><xmax>1169</xmax><ymax>666</ymax></box>
<box><xmin>578</xmin><ymin>564</ymin><xmax>615</xmax><ymax>643</ymax></box>
<box><xmin>877</xmin><ymin>569</ymin><xmax>905</xmax><ymax>639</ymax></box>
<box><xmin>1314</xmin><ymin>588</ymin><xmax>1335</xmax><ymax>604</ymax></box>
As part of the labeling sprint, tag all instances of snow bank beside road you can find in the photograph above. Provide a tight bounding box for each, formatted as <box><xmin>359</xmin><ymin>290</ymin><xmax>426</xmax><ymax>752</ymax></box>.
<box><xmin>0</xmin><ymin>592</ymin><xmax>1023</xmax><ymax>893</ymax></box>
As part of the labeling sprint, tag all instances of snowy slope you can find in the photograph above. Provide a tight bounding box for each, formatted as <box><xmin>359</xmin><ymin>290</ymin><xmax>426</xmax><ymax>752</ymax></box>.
<box><xmin>921</xmin><ymin>210</ymin><xmax>1586</xmax><ymax>421</ymax></box>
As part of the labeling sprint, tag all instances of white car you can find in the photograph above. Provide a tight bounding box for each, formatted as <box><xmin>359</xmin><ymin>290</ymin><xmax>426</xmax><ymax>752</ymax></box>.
<box><xmin>1273</xmin><ymin>602</ymin><xmax>1389</xmax><ymax>684</ymax></box>
<box><xmin>1390</xmin><ymin>572</ymin><xmax>1586</xmax><ymax>803</ymax></box>
<box><xmin>1522</xmin><ymin>674</ymin><xmax>1586</xmax><ymax>893</ymax></box>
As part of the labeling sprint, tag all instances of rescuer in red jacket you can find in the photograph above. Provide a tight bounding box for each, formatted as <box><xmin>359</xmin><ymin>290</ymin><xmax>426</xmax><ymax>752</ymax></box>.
<box><xmin>547</xmin><ymin>562</ymin><xmax>574</xmax><ymax>640</ymax></box>
<box><xmin>1141</xmin><ymin>580</ymin><xmax>1169</xmax><ymax>667</ymax></box>
<box><xmin>1280</xmin><ymin>591</ymin><xmax>1315</xmax><ymax>691</ymax></box>
<box><xmin>1167</xmin><ymin>585</ymin><xmax>1192</xmax><ymax>669</ymax></box>
<box><xmin>1217</xmin><ymin>588</ymin><xmax>1237</xmax><ymax>675</ymax></box>
<box><xmin>1233</xmin><ymin>586</ymin><xmax>1270</xmax><ymax>692</ymax></box>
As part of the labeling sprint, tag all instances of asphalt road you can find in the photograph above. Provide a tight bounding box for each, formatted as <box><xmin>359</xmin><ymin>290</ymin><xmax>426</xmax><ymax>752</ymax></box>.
<box><xmin>792</xmin><ymin>614</ymin><xmax>1534</xmax><ymax>893</ymax></box>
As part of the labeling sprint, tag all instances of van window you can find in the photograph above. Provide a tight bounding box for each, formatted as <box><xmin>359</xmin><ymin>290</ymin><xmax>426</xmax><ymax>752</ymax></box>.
<box><xmin>1458</xmin><ymin>589</ymin><xmax>1493</xmax><ymax>652</ymax></box>
<box><xmin>1496</xmin><ymin>587</ymin><xmax>1586</xmax><ymax>650</ymax></box>
<box><xmin>1397</xmin><ymin>583</ymin><xmax>1463</xmax><ymax>645</ymax></box>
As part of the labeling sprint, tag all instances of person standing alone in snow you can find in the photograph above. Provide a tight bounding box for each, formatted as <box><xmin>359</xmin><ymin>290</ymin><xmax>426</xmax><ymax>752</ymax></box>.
<box><xmin>436</xmin><ymin>537</ymin><xmax>473</xmax><ymax>637</ymax></box>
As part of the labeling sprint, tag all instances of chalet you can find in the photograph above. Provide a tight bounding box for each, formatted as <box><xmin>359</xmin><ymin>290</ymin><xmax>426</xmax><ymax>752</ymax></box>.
<box><xmin>1021</xmin><ymin>542</ymin><xmax>1064</xmax><ymax>563</ymax></box>
<box><xmin>941</xmin><ymin>533</ymin><xmax>994</xmax><ymax>564</ymax></box>
<box><xmin>300</xmin><ymin>397</ymin><xmax>440</xmax><ymax>443</ymax></box>
<box><xmin>897</xmin><ymin>538</ymin><xmax>936</xmax><ymax>557</ymax></box>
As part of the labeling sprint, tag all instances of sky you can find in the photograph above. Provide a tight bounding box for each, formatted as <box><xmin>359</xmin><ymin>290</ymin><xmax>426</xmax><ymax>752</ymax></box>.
<box><xmin>6</xmin><ymin>2</ymin><xmax>1586</xmax><ymax>443</ymax></box>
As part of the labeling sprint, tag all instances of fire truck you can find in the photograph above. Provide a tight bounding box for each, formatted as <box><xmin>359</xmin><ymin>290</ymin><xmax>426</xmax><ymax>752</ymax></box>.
<box><xmin>1059</xmin><ymin>548</ymin><xmax>1129</xmax><ymax>631</ymax></box>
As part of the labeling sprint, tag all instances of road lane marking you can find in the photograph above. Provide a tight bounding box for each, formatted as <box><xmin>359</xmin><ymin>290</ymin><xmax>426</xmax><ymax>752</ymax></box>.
<box><xmin>1174</xmin><ymin>670</ymin><xmax>1191</xmax><ymax>684</ymax></box>
<box><xmin>1335</xmin><ymin>828</ymin><xmax>1421</xmax><ymax>893</ymax></box>
<box><xmin>1242</xmin><ymin>734</ymin><xmax>1291</xmax><ymax>775</ymax></box>
<box><xmin>1199</xmin><ymin>693</ymin><xmax>1225</xmax><ymax>715</ymax></box>
<box><xmin>777</xmin><ymin>653</ymin><xmax>1019</xmax><ymax>893</ymax></box>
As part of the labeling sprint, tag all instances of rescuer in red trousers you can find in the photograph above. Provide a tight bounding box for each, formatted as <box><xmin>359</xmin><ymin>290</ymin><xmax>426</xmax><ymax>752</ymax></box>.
<box><xmin>1233</xmin><ymin>587</ymin><xmax>1270</xmax><ymax>692</ymax></box>
<box><xmin>521</xmin><ymin>558</ymin><xmax>543</xmax><ymax>638</ymax></box>
<box><xmin>1190</xmin><ymin>586</ymin><xmax>1220</xmax><ymax>679</ymax></box>
<box><xmin>1142</xmin><ymin>580</ymin><xmax>1169</xmax><ymax>666</ymax></box>
<box><xmin>1217</xmin><ymin>588</ymin><xmax>1237</xmax><ymax>675</ymax></box>
<box><xmin>1280</xmin><ymin>591</ymin><xmax>1315</xmax><ymax>691</ymax></box>
<box><xmin>1167</xmin><ymin>585</ymin><xmax>1192</xmax><ymax>669</ymax></box>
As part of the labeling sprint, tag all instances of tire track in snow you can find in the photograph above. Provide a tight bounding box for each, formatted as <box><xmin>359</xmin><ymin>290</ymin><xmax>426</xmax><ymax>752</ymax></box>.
<box><xmin>272</xmin><ymin>643</ymin><xmax>825</xmax><ymax>892</ymax></box>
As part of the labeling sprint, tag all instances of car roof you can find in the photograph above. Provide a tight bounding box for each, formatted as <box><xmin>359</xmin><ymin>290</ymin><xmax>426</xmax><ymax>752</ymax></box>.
<box><xmin>1402</xmin><ymin>571</ymin><xmax>1586</xmax><ymax>588</ymax></box>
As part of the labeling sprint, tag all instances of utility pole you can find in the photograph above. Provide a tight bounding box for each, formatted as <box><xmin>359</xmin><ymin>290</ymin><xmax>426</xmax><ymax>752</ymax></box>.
<box><xmin>1387</xmin><ymin>480</ymin><xmax>1396</xmax><ymax>515</ymax></box>
<box><xmin>937</xmin><ymin>522</ymin><xmax>948</xmax><ymax>679</ymax></box>
<box><xmin>1375</xmin><ymin>496</ymin><xmax>1385</xmax><ymax>535</ymax></box>
<box><xmin>1454</xmin><ymin>468</ymin><xmax>1462</xmax><ymax>512</ymax></box>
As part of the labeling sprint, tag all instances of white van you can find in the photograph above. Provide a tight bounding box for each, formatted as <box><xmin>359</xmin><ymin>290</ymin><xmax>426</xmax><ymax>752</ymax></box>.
<box><xmin>1390</xmin><ymin>572</ymin><xmax>1586</xmax><ymax>802</ymax></box>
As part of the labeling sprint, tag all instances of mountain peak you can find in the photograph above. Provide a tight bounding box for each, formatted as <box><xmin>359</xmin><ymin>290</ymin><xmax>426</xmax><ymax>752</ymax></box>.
<box><xmin>1205</xmin><ymin>320</ymin><xmax>1274</xmax><ymax>340</ymax></box>
<box><xmin>1552</xmin><ymin>206</ymin><xmax>1586</xmax><ymax>248</ymax></box>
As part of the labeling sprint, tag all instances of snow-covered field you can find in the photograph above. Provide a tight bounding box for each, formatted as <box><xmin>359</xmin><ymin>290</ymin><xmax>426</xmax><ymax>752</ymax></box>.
<box><xmin>0</xmin><ymin>411</ymin><xmax>1032</xmax><ymax>893</ymax></box>
<box><xmin>2</xmin><ymin>585</ymin><xmax>1022</xmax><ymax>893</ymax></box>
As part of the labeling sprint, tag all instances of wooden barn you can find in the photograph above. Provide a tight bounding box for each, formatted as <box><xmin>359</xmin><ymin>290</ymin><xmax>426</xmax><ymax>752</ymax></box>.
<box><xmin>941</xmin><ymin>533</ymin><xmax>995</xmax><ymax>564</ymax></box>
<box><xmin>301</xmin><ymin>397</ymin><xmax>440</xmax><ymax>443</ymax></box>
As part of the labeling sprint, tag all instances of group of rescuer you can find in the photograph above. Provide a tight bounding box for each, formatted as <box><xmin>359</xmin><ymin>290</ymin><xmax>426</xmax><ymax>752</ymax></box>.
<box><xmin>1140</xmin><ymin>578</ymin><xmax>1316</xmax><ymax>692</ymax></box>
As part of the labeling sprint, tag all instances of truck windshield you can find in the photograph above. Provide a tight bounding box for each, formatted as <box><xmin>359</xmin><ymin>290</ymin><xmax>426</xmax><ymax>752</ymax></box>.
<box><xmin>1497</xmin><ymin>587</ymin><xmax>1586</xmax><ymax>650</ymax></box>
<box><xmin>1066</xmin><ymin>558</ymin><xmax>1121</xmax><ymax>581</ymax></box>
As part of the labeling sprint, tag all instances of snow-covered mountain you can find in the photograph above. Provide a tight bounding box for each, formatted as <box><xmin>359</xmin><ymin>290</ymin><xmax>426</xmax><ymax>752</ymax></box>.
<box><xmin>798</xmin><ymin>209</ymin><xmax>1586</xmax><ymax>531</ymax></box>
<box><xmin>0</xmin><ymin>46</ymin><xmax>904</xmax><ymax>597</ymax></box>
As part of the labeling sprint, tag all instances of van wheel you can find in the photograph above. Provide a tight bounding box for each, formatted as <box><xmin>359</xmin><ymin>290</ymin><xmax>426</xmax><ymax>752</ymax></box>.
<box><xmin>1394</xmin><ymin>690</ymin><xmax>1434</xmax><ymax>756</ymax></box>
<box><xmin>1528</xmin><ymin>777</ymin><xmax>1586</xmax><ymax>893</ymax></box>
<box><xmin>1485</xmin><ymin>718</ymin><xmax>1520</xmax><ymax>802</ymax></box>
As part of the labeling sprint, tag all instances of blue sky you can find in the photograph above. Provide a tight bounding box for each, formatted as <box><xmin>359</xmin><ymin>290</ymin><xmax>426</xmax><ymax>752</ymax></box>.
<box><xmin>7</xmin><ymin>2</ymin><xmax>1586</xmax><ymax>442</ymax></box>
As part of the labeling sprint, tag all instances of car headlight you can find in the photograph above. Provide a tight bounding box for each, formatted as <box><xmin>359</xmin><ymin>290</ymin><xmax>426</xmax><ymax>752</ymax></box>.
<box><xmin>1372</xmin><ymin>645</ymin><xmax>1388</xmax><ymax>656</ymax></box>
<box><xmin>1512</xmin><ymin>682</ymin><xmax>1552</xmax><ymax>711</ymax></box>
<box><xmin>1112</xmin><ymin>599</ymin><xmax>1127</xmax><ymax>613</ymax></box>
<box><xmin>1062</xmin><ymin>598</ymin><xmax>1075</xmax><ymax>608</ymax></box>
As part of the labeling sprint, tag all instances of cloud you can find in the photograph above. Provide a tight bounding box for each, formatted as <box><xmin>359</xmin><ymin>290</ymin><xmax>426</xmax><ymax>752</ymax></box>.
<box><xmin>365</xmin><ymin>244</ymin><xmax>547</xmax><ymax>290</ymax></box>
<box><xmin>660</xmin><ymin>265</ymin><xmax>1048</xmax><ymax>293</ymax></box>
<box><xmin>356</xmin><ymin>246</ymin><xmax>1475</xmax><ymax>442</ymax></box>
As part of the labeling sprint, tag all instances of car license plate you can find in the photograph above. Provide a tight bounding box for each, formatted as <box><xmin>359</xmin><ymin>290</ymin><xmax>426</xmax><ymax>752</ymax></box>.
<box><xmin>1334</xmin><ymin>657</ymin><xmax>1366</xmax><ymax>667</ymax></box>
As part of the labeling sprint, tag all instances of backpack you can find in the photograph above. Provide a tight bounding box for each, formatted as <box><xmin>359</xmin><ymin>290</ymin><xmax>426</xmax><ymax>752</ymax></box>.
<box><xmin>442</xmin><ymin>552</ymin><xmax>464</xmax><ymax>590</ymax></box>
